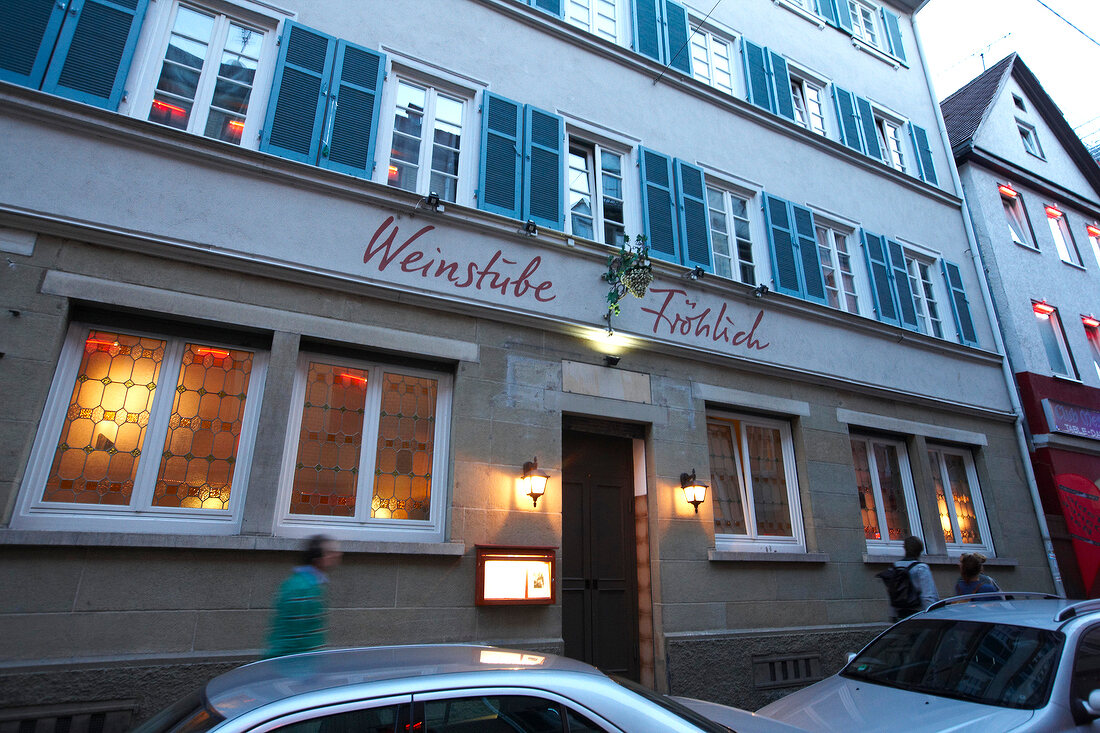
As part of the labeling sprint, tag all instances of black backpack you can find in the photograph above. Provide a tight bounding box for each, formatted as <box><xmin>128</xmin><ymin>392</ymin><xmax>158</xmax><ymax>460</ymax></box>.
<box><xmin>877</xmin><ymin>562</ymin><xmax>923</xmax><ymax>617</ymax></box>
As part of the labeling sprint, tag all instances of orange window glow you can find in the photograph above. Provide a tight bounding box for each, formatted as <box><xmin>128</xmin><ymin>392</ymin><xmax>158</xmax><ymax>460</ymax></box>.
<box><xmin>1033</xmin><ymin>301</ymin><xmax>1056</xmax><ymax>316</ymax></box>
<box><xmin>1045</xmin><ymin>206</ymin><xmax>1063</xmax><ymax>219</ymax></box>
<box><xmin>998</xmin><ymin>185</ymin><xmax>1018</xmax><ymax>199</ymax></box>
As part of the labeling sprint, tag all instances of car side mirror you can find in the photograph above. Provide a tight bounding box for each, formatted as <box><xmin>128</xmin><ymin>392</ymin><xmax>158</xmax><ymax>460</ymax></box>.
<box><xmin>1084</xmin><ymin>689</ymin><xmax>1100</xmax><ymax>718</ymax></box>
<box><xmin>846</xmin><ymin>652</ymin><xmax>857</xmax><ymax>664</ymax></box>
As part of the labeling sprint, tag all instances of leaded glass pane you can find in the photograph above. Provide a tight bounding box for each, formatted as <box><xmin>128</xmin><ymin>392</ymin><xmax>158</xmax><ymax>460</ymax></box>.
<box><xmin>371</xmin><ymin>372</ymin><xmax>437</xmax><ymax>521</ymax></box>
<box><xmin>42</xmin><ymin>331</ymin><xmax>166</xmax><ymax>505</ymax></box>
<box><xmin>707</xmin><ymin>421</ymin><xmax>747</xmax><ymax>534</ymax></box>
<box><xmin>748</xmin><ymin>425</ymin><xmax>792</xmax><ymax>536</ymax></box>
<box><xmin>930</xmin><ymin>450</ymin><xmax>955</xmax><ymax>543</ymax></box>
<box><xmin>290</xmin><ymin>363</ymin><xmax>368</xmax><ymax>516</ymax></box>
<box><xmin>852</xmin><ymin>440</ymin><xmax>879</xmax><ymax>540</ymax></box>
<box><xmin>944</xmin><ymin>453</ymin><xmax>982</xmax><ymax>544</ymax></box>
<box><xmin>875</xmin><ymin>442</ymin><xmax>910</xmax><ymax>540</ymax></box>
<box><xmin>153</xmin><ymin>344</ymin><xmax>254</xmax><ymax>510</ymax></box>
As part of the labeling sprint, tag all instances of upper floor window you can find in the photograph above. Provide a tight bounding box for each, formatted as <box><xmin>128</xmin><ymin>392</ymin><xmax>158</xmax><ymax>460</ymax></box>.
<box><xmin>1084</xmin><ymin>316</ymin><xmax>1100</xmax><ymax>381</ymax></box>
<box><xmin>689</xmin><ymin>27</ymin><xmax>735</xmax><ymax>96</ymax></box>
<box><xmin>707</xmin><ymin>412</ymin><xmax>804</xmax><ymax>553</ymax></box>
<box><xmin>852</xmin><ymin>435</ymin><xmax>919</xmax><ymax>551</ymax></box>
<box><xmin>1018</xmin><ymin>120</ymin><xmax>1044</xmax><ymax>158</ymax></box>
<box><xmin>565</xmin><ymin>0</ymin><xmax>624</xmax><ymax>44</ymax></box>
<box><xmin>1033</xmin><ymin>301</ymin><xmax>1076</xmax><ymax>378</ymax></box>
<box><xmin>1045</xmin><ymin>206</ymin><xmax>1083</xmax><ymax>267</ymax></box>
<box><xmin>384</xmin><ymin>79</ymin><xmax>468</xmax><ymax>203</ymax></box>
<box><xmin>790</xmin><ymin>73</ymin><xmax>827</xmax><ymax>136</ymax></box>
<box><xmin>567</xmin><ymin>139</ymin><xmax>626</xmax><ymax>246</ymax></box>
<box><xmin>848</xmin><ymin>0</ymin><xmax>882</xmax><ymax>48</ymax></box>
<box><xmin>1088</xmin><ymin>224</ymin><xmax>1100</xmax><ymax>269</ymax></box>
<box><xmin>143</xmin><ymin>3</ymin><xmax>273</xmax><ymax>147</ymax></box>
<box><xmin>277</xmin><ymin>355</ymin><xmax>452</xmax><ymax>542</ymax></box>
<box><xmin>705</xmin><ymin>185</ymin><xmax>755</xmax><ymax>284</ymax></box>
<box><xmin>928</xmin><ymin>445</ymin><xmax>992</xmax><ymax>555</ymax></box>
<box><xmin>816</xmin><ymin>223</ymin><xmax>859</xmax><ymax>313</ymax></box>
<box><xmin>14</xmin><ymin>323</ymin><xmax>266</xmax><ymax>533</ymax></box>
<box><xmin>1000</xmin><ymin>185</ymin><xmax>1035</xmax><ymax>248</ymax></box>
<box><xmin>875</xmin><ymin>115</ymin><xmax>906</xmax><ymax>172</ymax></box>
<box><xmin>1012</xmin><ymin>93</ymin><xmax>1027</xmax><ymax>112</ymax></box>
<box><xmin>905</xmin><ymin>253</ymin><xmax>944</xmax><ymax>338</ymax></box>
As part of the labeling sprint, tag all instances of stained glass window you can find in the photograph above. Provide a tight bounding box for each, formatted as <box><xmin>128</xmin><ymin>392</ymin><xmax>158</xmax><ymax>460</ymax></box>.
<box><xmin>852</xmin><ymin>436</ymin><xmax>918</xmax><ymax>546</ymax></box>
<box><xmin>929</xmin><ymin>446</ymin><xmax>991</xmax><ymax>552</ymax></box>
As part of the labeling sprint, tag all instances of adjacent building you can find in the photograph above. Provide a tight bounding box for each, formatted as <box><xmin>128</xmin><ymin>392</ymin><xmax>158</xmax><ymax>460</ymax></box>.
<box><xmin>0</xmin><ymin>0</ymin><xmax>1058</xmax><ymax>721</ymax></box>
<box><xmin>942</xmin><ymin>53</ymin><xmax>1100</xmax><ymax>599</ymax></box>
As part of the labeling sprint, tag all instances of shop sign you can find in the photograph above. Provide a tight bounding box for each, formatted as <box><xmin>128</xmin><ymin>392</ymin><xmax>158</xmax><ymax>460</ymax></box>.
<box><xmin>475</xmin><ymin>545</ymin><xmax>556</xmax><ymax>606</ymax></box>
<box><xmin>1042</xmin><ymin>399</ymin><xmax>1100</xmax><ymax>441</ymax></box>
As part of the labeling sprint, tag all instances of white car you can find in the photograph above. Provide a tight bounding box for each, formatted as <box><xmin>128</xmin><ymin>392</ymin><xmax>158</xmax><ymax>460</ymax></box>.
<box><xmin>758</xmin><ymin>592</ymin><xmax>1100</xmax><ymax>732</ymax></box>
<box><xmin>134</xmin><ymin>643</ymin><xmax>807</xmax><ymax>733</ymax></box>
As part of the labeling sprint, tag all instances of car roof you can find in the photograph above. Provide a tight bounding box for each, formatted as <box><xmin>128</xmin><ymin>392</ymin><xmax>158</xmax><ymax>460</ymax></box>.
<box><xmin>205</xmin><ymin>644</ymin><xmax>605</xmax><ymax>719</ymax></box>
<box><xmin>918</xmin><ymin>593</ymin><xmax>1100</xmax><ymax>631</ymax></box>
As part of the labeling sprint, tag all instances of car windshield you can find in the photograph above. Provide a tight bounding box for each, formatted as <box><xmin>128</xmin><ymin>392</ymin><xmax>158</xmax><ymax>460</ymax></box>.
<box><xmin>130</xmin><ymin>688</ymin><xmax>224</xmax><ymax>733</ymax></box>
<box><xmin>841</xmin><ymin>619</ymin><xmax>1064</xmax><ymax>709</ymax></box>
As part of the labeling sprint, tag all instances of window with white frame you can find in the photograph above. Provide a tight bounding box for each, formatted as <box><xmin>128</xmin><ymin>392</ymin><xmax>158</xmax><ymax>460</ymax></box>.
<box><xmin>1033</xmin><ymin>301</ymin><xmax>1076</xmax><ymax>378</ymax></box>
<box><xmin>278</xmin><ymin>355</ymin><xmax>452</xmax><ymax>542</ymax></box>
<box><xmin>905</xmin><ymin>252</ymin><xmax>944</xmax><ymax>338</ymax></box>
<box><xmin>567</xmin><ymin>138</ymin><xmax>627</xmax><ymax>247</ymax></box>
<box><xmin>1000</xmin><ymin>186</ymin><xmax>1036</xmax><ymax>248</ymax></box>
<box><xmin>875</xmin><ymin>115</ymin><xmax>906</xmax><ymax>172</ymax></box>
<box><xmin>815</xmin><ymin>223</ymin><xmax>859</xmax><ymax>313</ymax></box>
<box><xmin>851</xmin><ymin>435</ymin><xmax>920</xmax><ymax>550</ymax></box>
<box><xmin>1084</xmin><ymin>317</ymin><xmax>1100</xmax><ymax>381</ymax></box>
<box><xmin>15</xmin><ymin>323</ymin><xmax>266</xmax><ymax>532</ymax></box>
<box><xmin>565</xmin><ymin>0</ymin><xmax>625</xmax><ymax>43</ymax></box>
<box><xmin>383</xmin><ymin>79</ymin><xmax>469</xmax><ymax>203</ymax></box>
<box><xmin>1088</xmin><ymin>224</ymin><xmax>1100</xmax><ymax>269</ymax></box>
<box><xmin>689</xmin><ymin>27</ymin><xmax>735</xmax><ymax>96</ymax></box>
<box><xmin>790</xmin><ymin>73</ymin><xmax>827</xmax><ymax>136</ymax></box>
<box><xmin>848</xmin><ymin>0</ymin><xmax>882</xmax><ymax>48</ymax></box>
<box><xmin>1018</xmin><ymin>120</ymin><xmax>1044</xmax><ymax>158</ymax></box>
<box><xmin>138</xmin><ymin>2</ymin><xmax>276</xmax><ymax>147</ymax></box>
<box><xmin>1046</xmin><ymin>206</ymin><xmax>1083</xmax><ymax>267</ymax></box>
<box><xmin>1012</xmin><ymin>94</ymin><xmax>1027</xmax><ymax>112</ymax></box>
<box><xmin>707</xmin><ymin>412</ymin><xmax>804</xmax><ymax>552</ymax></box>
<box><xmin>705</xmin><ymin>185</ymin><xmax>755</xmax><ymax>284</ymax></box>
<box><xmin>928</xmin><ymin>445</ymin><xmax>993</xmax><ymax>554</ymax></box>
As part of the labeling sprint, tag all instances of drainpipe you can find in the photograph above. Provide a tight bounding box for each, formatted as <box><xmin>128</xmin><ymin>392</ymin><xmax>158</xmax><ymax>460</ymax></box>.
<box><xmin>911</xmin><ymin>20</ymin><xmax>1065</xmax><ymax>596</ymax></box>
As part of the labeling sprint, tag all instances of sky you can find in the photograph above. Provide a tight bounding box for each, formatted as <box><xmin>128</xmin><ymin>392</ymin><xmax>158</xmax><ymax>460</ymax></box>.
<box><xmin>915</xmin><ymin>0</ymin><xmax>1100</xmax><ymax>151</ymax></box>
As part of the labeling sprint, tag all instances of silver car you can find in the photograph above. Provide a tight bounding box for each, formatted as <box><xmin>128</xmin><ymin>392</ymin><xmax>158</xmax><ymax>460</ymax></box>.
<box><xmin>758</xmin><ymin>593</ymin><xmax>1100</xmax><ymax>732</ymax></box>
<box><xmin>134</xmin><ymin>643</ymin><xmax>805</xmax><ymax>733</ymax></box>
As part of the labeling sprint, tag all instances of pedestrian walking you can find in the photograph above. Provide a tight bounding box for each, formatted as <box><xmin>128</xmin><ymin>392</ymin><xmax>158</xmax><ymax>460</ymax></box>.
<box><xmin>264</xmin><ymin>535</ymin><xmax>342</xmax><ymax>659</ymax></box>
<box><xmin>954</xmin><ymin>552</ymin><xmax>1000</xmax><ymax>595</ymax></box>
<box><xmin>877</xmin><ymin>535</ymin><xmax>940</xmax><ymax>620</ymax></box>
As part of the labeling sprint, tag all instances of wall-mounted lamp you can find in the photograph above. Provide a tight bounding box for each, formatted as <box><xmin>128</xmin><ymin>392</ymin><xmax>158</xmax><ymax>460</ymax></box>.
<box><xmin>680</xmin><ymin>469</ymin><xmax>708</xmax><ymax>514</ymax></box>
<box><xmin>997</xmin><ymin>184</ymin><xmax>1018</xmax><ymax>199</ymax></box>
<box><xmin>416</xmin><ymin>191</ymin><xmax>444</xmax><ymax>213</ymax></box>
<box><xmin>521</xmin><ymin>458</ymin><xmax>550</xmax><ymax>507</ymax></box>
<box><xmin>1083</xmin><ymin>315</ymin><xmax>1100</xmax><ymax>329</ymax></box>
<box><xmin>604</xmin><ymin>354</ymin><xmax>621</xmax><ymax>367</ymax></box>
<box><xmin>1033</xmin><ymin>300</ymin><xmax>1056</xmax><ymax>317</ymax></box>
<box><xmin>1087</xmin><ymin>225</ymin><xmax>1100</xmax><ymax>239</ymax></box>
<box><xmin>524</xmin><ymin>219</ymin><xmax>538</xmax><ymax>237</ymax></box>
<box><xmin>1045</xmin><ymin>205</ymin><xmax>1064</xmax><ymax>219</ymax></box>
<box><xmin>752</xmin><ymin>283</ymin><xmax>770</xmax><ymax>298</ymax></box>
<box><xmin>684</xmin><ymin>266</ymin><xmax>705</xmax><ymax>280</ymax></box>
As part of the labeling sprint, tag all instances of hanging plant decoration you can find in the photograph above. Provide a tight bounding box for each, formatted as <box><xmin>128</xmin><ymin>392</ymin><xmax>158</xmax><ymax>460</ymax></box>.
<box><xmin>602</xmin><ymin>235</ymin><xmax>651</xmax><ymax>316</ymax></box>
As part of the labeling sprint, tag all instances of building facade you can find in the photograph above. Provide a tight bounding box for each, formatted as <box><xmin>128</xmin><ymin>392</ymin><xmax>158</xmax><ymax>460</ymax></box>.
<box><xmin>0</xmin><ymin>0</ymin><xmax>1057</xmax><ymax>721</ymax></box>
<box><xmin>942</xmin><ymin>54</ymin><xmax>1100</xmax><ymax>600</ymax></box>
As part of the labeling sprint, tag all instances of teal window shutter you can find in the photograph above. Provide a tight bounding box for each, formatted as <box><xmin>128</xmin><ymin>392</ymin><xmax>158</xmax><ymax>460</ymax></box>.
<box><xmin>0</xmin><ymin>0</ymin><xmax>69</xmax><ymax>88</ymax></box>
<box><xmin>640</xmin><ymin>148</ymin><xmax>679</xmax><ymax>263</ymax></box>
<box><xmin>39</xmin><ymin>0</ymin><xmax>149</xmax><ymax>110</ymax></box>
<box><xmin>886</xmin><ymin>239</ymin><xmax>919</xmax><ymax>331</ymax></box>
<box><xmin>832</xmin><ymin>87</ymin><xmax>863</xmax><ymax>153</ymax></box>
<box><xmin>833</xmin><ymin>0</ymin><xmax>854</xmax><ymax>33</ymax></box>
<box><xmin>319</xmin><ymin>41</ymin><xmax>385</xmax><ymax>179</ymax></box>
<box><xmin>531</xmin><ymin>0</ymin><xmax>563</xmax><ymax>17</ymax></box>
<box><xmin>881</xmin><ymin>8</ymin><xmax>906</xmax><ymax>63</ymax></box>
<box><xmin>909</xmin><ymin>124</ymin><xmax>938</xmax><ymax>185</ymax></box>
<box><xmin>941</xmin><ymin>260</ymin><xmax>978</xmax><ymax>346</ymax></box>
<box><xmin>763</xmin><ymin>194</ymin><xmax>802</xmax><ymax>298</ymax></box>
<box><xmin>522</xmin><ymin>105</ymin><xmax>565</xmax><ymax>231</ymax></box>
<box><xmin>742</xmin><ymin>40</ymin><xmax>773</xmax><ymax>113</ymax></box>
<box><xmin>663</xmin><ymin>0</ymin><xmax>692</xmax><ymax>74</ymax></box>
<box><xmin>792</xmin><ymin>204</ymin><xmax>827</xmax><ymax>305</ymax></box>
<box><xmin>769</xmin><ymin>51</ymin><xmax>795</xmax><ymax>121</ymax></box>
<box><xmin>856</xmin><ymin>96</ymin><xmax>881</xmax><ymax>161</ymax></box>
<box><xmin>633</xmin><ymin>0</ymin><xmax>663</xmax><ymax>62</ymax></box>
<box><xmin>261</xmin><ymin>22</ymin><xmax>337</xmax><ymax>165</ymax></box>
<box><xmin>818</xmin><ymin>0</ymin><xmax>839</xmax><ymax>27</ymax></box>
<box><xmin>861</xmin><ymin>230</ymin><xmax>899</xmax><ymax>326</ymax></box>
<box><xmin>674</xmin><ymin>159</ymin><xmax>713</xmax><ymax>271</ymax></box>
<box><xmin>477</xmin><ymin>92</ymin><xmax>524</xmax><ymax>220</ymax></box>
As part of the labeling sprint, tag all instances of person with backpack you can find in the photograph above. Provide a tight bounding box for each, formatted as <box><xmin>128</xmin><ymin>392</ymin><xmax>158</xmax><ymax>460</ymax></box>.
<box><xmin>877</xmin><ymin>535</ymin><xmax>940</xmax><ymax>621</ymax></box>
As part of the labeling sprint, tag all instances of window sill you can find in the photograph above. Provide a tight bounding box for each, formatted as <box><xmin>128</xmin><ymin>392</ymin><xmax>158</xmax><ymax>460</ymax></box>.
<box><xmin>851</xmin><ymin>36</ymin><xmax>902</xmax><ymax>69</ymax></box>
<box><xmin>864</xmin><ymin>553</ymin><xmax>1017</xmax><ymax>567</ymax></box>
<box><xmin>709</xmin><ymin>549</ymin><xmax>829</xmax><ymax>562</ymax></box>
<box><xmin>0</xmin><ymin>529</ymin><xmax>467</xmax><ymax>556</ymax></box>
<box><xmin>1058</xmin><ymin>260</ymin><xmax>1087</xmax><ymax>271</ymax></box>
<box><xmin>1013</xmin><ymin>241</ymin><xmax>1041</xmax><ymax>253</ymax></box>
<box><xmin>772</xmin><ymin>0</ymin><xmax>826</xmax><ymax>29</ymax></box>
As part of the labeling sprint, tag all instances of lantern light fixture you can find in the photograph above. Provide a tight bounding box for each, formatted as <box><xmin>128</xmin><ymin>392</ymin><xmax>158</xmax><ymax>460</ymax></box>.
<box><xmin>1087</xmin><ymin>225</ymin><xmax>1100</xmax><ymax>239</ymax></box>
<box><xmin>680</xmin><ymin>469</ymin><xmax>708</xmax><ymax>514</ymax></box>
<box><xmin>1083</xmin><ymin>315</ymin><xmax>1100</xmax><ymax>329</ymax></box>
<box><xmin>1033</xmin><ymin>301</ymin><xmax>1056</xmax><ymax>317</ymax></box>
<box><xmin>521</xmin><ymin>458</ymin><xmax>550</xmax><ymax>507</ymax></box>
<box><xmin>1045</xmin><ymin>205</ymin><xmax>1063</xmax><ymax>219</ymax></box>
<box><xmin>998</xmin><ymin>184</ymin><xmax>1018</xmax><ymax>199</ymax></box>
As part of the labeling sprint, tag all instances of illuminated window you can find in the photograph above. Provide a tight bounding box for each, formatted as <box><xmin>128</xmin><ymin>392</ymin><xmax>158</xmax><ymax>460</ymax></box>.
<box><xmin>567</xmin><ymin>139</ymin><xmax>626</xmax><ymax>247</ymax></box>
<box><xmin>15</xmin><ymin>324</ymin><xmax>264</xmax><ymax>532</ymax></box>
<box><xmin>384</xmin><ymin>79</ymin><xmax>468</xmax><ymax>203</ymax></box>
<box><xmin>1034</xmin><ymin>302</ymin><xmax>1077</xmax><ymax>378</ymax></box>
<box><xmin>1000</xmin><ymin>186</ymin><xmax>1036</xmax><ymax>248</ymax></box>
<box><xmin>142</xmin><ymin>3</ymin><xmax>274</xmax><ymax>147</ymax></box>
<box><xmin>279</xmin><ymin>355</ymin><xmax>452</xmax><ymax>542</ymax></box>
<box><xmin>706</xmin><ymin>185</ymin><xmax>755</xmax><ymax>284</ymax></box>
<box><xmin>1088</xmin><ymin>224</ymin><xmax>1100</xmax><ymax>269</ymax></box>
<box><xmin>1084</xmin><ymin>318</ymin><xmax>1100</xmax><ymax>381</ymax></box>
<box><xmin>565</xmin><ymin>0</ymin><xmax>626</xmax><ymax>43</ymax></box>
<box><xmin>707</xmin><ymin>413</ymin><xmax>804</xmax><ymax>552</ymax></box>
<box><xmin>1046</xmin><ymin>207</ymin><xmax>1083</xmax><ymax>267</ymax></box>
<box><xmin>816</xmin><ymin>223</ymin><xmax>860</xmax><ymax>313</ymax></box>
<box><xmin>928</xmin><ymin>445</ymin><xmax>992</xmax><ymax>554</ymax></box>
<box><xmin>690</xmin><ymin>28</ymin><xmax>735</xmax><ymax>95</ymax></box>
<box><xmin>851</xmin><ymin>436</ymin><xmax>919</xmax><ymax>550</ymax></box>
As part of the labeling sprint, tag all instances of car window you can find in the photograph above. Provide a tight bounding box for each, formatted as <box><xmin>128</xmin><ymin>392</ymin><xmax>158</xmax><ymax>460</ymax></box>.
<box><xmin>842</xmin><ymin>619</ymin><xmax>1063</xmax><ymax>709</ymax></box>
<box><xmin>422</xmin><ymin>694</ymin><xmax>604</xmax><ymax>732</ymax></box>
<box><xmin>272</xmin><ymin>704</ymin><xmax>410</xmax><ymax>733</ymax></box>
<box><xmin>131</xmin><ymin>689</ymin><xmax>224</xmax><ymax>733</ymax></box>
<box><xmin>1072</xmin><ymin>625</ymin><xmax>1100</xmax><ymax>701</ymax></box>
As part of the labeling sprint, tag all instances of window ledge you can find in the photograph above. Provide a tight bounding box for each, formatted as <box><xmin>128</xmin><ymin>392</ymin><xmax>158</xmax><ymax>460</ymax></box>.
<box><xmin>1059</xmin><ymin>260</ymin><xmax>1087</xmax><ymax>272</ymax></box>
<box><xmin>0</xmin><ymin>529</ymin><xmax>467</xmax><ymax>556</ymax></box>
<box><xmin>709</xmin><ymin>549</ymin><xmax>829</xmax><ymax>563</ymax></box>
<box><xmin>864</xmin><ymin>553</ymin><xmax>1018</xmax><ymax>567</ymax></box>
<box><xmin>772</xmin><ymin>0</ymin><xmax>826</xmax><ymax>29</ymax></box>
<box><xmin>851</xmin><ymin>36</ymin><xmax>901</xmax><ymax>69</ymax></box>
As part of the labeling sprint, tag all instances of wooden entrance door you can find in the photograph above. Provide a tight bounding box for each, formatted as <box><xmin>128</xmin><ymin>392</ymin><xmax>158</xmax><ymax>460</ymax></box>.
<box><xmin>562</xmin><ymin>427</ymin><xmax>640</xmax><ymax>680</ymax></box>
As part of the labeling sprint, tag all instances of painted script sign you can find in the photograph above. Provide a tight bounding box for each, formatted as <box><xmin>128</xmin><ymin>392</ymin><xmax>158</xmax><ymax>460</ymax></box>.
<box><xmin>1043</xmin><ymin>399</ymin><xmax>1100</xmax><ymax>442</ymax></box>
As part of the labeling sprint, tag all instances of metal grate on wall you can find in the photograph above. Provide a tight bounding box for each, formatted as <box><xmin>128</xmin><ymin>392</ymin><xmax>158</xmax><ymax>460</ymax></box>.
<box><xmin>0</xmin><ymin>700</ymin><xmax>134</xmax><ymax>733</ymax></box>
<box><xmin>752</xmin><ymin>653</ymin><xmax>823</xmax><ymax>689</ymax></box>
